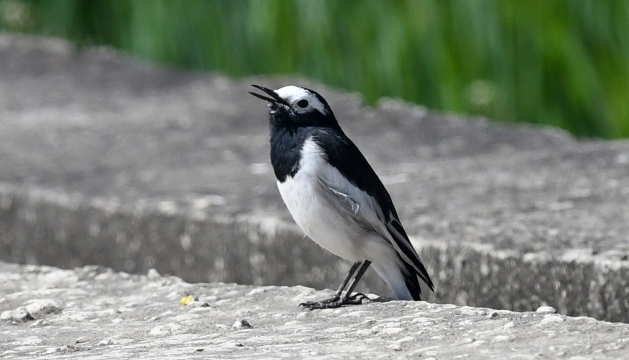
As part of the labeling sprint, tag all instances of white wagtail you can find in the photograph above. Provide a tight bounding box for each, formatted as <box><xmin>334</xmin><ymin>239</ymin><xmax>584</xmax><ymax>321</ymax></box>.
<box><xmin>250</xmin><ymin>85</ymin><xmax>434</xmax><ymax>309</ymax></box>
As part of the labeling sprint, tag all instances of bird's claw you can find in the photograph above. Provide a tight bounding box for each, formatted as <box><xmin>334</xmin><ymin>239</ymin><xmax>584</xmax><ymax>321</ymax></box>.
<box><xmin>299</xmin><ymin>293</ymin><xmax>369</xmax><ymax>310</ymax></box>
<box><xmin>345</xmin><ymin>292</ymin><xmax>369</xmax><ymax>304</ymax></box>
<box><xmin>299</xmin><ymin>294</ymin><xmax>340</xmax><ymax>309</ymax></box>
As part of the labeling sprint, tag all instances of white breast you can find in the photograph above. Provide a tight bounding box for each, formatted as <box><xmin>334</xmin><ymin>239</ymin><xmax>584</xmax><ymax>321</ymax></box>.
<box><xmin>277</xmin><ymin>138</ymin><xmax>392</xmax><ymax>263</ymax></box>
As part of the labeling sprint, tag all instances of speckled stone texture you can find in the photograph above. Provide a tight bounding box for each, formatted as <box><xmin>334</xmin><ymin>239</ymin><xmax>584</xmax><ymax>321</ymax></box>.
<box><xmin>2</xmin><ymin>262</ymin><xmax>629</xmax><ymax>359</ymax></box>
<box><xmin>0</xmin><ymin>34</ymin><xmax>628</xmax><ymax>323</ymax></box>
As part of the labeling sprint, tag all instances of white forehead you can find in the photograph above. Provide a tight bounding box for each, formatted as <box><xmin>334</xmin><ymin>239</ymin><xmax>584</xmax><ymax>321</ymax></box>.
<box><xmin>274</xmin><ymin>86</ymin><xmax>327</xmax><ymax>115</ymax></box>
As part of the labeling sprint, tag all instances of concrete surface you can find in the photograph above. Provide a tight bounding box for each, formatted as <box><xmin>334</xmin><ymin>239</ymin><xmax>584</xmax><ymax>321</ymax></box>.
<box><xmin>2</xmin><ymin>261</ymin><xmax>629</xmax><ymax>359</ymax></box>
<box><xmin>0</xmin><ymin>33</ymin><xmax>628</xmax><ymax>323</ymax></box>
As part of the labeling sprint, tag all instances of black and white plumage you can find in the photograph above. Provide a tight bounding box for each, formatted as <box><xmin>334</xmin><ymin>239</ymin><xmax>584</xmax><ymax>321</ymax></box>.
<box><xmin>250</xmin><ymin>85</ymin><xmax>434</xmax><ymax>309</ymax></box>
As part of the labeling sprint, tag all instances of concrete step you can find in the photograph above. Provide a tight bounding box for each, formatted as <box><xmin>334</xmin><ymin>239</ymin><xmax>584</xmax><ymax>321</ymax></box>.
<box><xmin>0</xmin><ymin>34</ymin><xmax>628</xmax><ymax>323</ymax></box>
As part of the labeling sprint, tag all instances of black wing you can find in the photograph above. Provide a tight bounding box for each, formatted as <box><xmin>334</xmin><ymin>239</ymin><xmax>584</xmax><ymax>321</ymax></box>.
<box><xmin>311</xmin><ymin>128</ymin><xmax>434</xmax><ymax>292</ymax></box>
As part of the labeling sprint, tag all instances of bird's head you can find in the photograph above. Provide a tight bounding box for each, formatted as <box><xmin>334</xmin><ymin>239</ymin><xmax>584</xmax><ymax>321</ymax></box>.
<box><xmin>249</xmin><ymin>85</ymin><xmax>339</xmax><ymax>129</ymax></box>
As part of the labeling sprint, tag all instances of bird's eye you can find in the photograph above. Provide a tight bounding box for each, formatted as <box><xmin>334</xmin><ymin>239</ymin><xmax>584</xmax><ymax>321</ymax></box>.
<box><xmin>297</xmin><ymin>100</ymin><xmax>309</xmax><ymax>108</ymax></box>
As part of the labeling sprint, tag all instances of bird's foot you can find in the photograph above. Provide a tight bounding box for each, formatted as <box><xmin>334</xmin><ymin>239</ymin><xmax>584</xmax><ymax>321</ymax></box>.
<box><xmin>299</xmin><ymin>292</ymin><xmax>369</xmax><ymax>310</ymax></box>
<box><xmin>299</xmin><ymin>294</ymin><xmax>340</xmax><ymax>309</ymax></box>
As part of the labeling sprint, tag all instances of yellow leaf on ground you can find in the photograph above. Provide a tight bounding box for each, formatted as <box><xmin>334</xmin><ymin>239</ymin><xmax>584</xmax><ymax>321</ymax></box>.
<box><xmin>181</xmin><ymin>295</ymin><xmax>195</xmax><ymax>306</ymax></box>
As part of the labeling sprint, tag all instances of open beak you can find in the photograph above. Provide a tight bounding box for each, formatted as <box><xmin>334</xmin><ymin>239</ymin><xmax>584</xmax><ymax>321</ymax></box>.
<box><xmin>249</xmin><ymin>85</ymin><xmax>287</xmax><ymax>105</ymax></box>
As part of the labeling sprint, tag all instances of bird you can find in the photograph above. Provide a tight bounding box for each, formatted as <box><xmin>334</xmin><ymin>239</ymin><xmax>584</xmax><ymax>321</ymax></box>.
<box><xmin>249</xmin><ymin>85</ymin><xmax>434</xmax><ymax>309</ymax></box>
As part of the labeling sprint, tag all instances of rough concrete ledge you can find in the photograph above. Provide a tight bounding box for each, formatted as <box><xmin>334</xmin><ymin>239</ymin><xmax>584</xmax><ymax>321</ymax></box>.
<box><xmin>2</xmin><ymin>34</ymin><xmax>629</xmax><ymax>325</ymax></box>
<box><xmin>2</xmin><ymin>261</ymin><xmax>628</xmax><ymax>359</ymax></box>
<box><xmin>1</xmin><ymin>183</ymin><xmax>628</xmax><ymax>323</ymax></box>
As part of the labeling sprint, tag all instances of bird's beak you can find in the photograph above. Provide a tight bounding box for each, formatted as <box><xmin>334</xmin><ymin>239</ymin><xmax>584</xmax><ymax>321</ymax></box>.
<box><xmin>249</xmin><ymin>85</ymin><xmax>287</xmax><ymax>105</ymax></box>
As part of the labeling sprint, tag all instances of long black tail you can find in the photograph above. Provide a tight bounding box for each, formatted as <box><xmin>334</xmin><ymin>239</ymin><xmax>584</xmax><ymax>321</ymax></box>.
<box><xmin>386</xmin><ymin>217</ymin><xmax>434</xmax><ymax>300</ymax></box>
<box><xmin>402</xmin><ymin>261</ymin><xmax>422</xmax><ymax>300</ymax></box>
<box><xmin>400</xmin><ymin>256</ymin><xmax>434</xmax><ymax>301</ymax></box>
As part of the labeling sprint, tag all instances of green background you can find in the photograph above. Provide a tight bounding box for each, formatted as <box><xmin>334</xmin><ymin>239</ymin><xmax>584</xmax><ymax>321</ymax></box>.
<box><xmin>2</xmin><ymin>0</ymin><xmax>628</xmax><ymax>139</ymax></box>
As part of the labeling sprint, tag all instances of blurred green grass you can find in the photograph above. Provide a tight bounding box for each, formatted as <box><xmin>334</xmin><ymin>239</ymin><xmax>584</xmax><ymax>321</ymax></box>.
<box><xmin>2</xmin><ymin>0</ymin><xmax>629</xmax><ymax>139</ymax></box>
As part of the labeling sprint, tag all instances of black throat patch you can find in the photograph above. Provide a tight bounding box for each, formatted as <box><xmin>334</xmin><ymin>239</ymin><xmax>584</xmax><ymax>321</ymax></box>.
<box><xmin>269</xmin><ymin>120</ymin><xmax>313</xmax><ymax>183</ymax></box>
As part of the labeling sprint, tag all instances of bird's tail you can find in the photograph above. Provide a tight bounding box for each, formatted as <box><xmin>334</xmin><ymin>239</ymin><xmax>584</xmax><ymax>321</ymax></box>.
<box><xmin>401</xmin><ymin>260</ymin><xmax>423</xmax><ymax>301</ymax></box>
<box><xmin>383</xmin><ymin>217</ymin><xmax>434</xmax><ymax>300</ymax></box>
<box><xmin>372</xmin><ymin>259</ymin><xmax>432</xmax><ymax>301</ymax></box>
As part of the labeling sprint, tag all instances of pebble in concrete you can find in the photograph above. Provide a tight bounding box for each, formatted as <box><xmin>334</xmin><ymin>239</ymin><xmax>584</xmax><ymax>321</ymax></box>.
<box><xmin>0</xmin><ymin>299</ymin><xmax>63</xmax><ymax>323</ymax></box>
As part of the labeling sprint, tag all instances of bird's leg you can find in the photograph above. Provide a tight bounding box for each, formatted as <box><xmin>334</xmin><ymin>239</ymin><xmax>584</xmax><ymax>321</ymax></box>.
<box><xmin>300</xmin><ymin>260</ymin><xmax>371</xmax><ymax>310</ymax></box>
<box><xmin>338</xmin><ymin>260</ymin><xmax>372</xmax><ymax>305</ymax></box>
<box><xmin>300</xmin><ymin>261</ymin><xmax>361</xmax><ymax>308</ymax></box>
<box><xmin>326</xmin><ymin>261</ymin><xmax>363</xmax><ymax>303</ymax></box>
